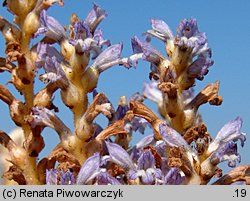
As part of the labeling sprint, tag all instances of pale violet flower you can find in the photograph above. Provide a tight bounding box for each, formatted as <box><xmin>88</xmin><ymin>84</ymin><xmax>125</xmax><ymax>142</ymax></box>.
<box><xmin>106</xmin><ymin>141</ymin><xmax>135</xmax><ymax>171</ymax></box>
<box><xmin>142</xmin><ymin>81</ymin><xmax>163</xmax><ymax>105</ymax></box>
<box><xmin>164</xmin><ymin>168</ymin><xmax>185</xmax><ymax>185</ymax></box>
<box><xmin>85</xmin><ymin>3</ymin><xmax>107</xmax><ymax>33</ymax></box>
<box><xmin>210</xmin><ymin>141</ymin><xmax>241</xmax><ymax>168</ymax></box>
<box><xmin>159</xmin><ymin>123</ymin><xmax>189</xmax><ymax>149</ymax></box>
<box><xmin>208</xmin><ymin>117</ymin><xmax>246</xmax><ymax>154</ymax></box>
<box><xmin>128</xmin><ymin>150</ymin><xmax>162</xmax><ymax>184</ymax></box>
<box><xmin>34</xmin><ymin>10</ymin><xmax>66</xmax><ymax>42</ymax></box>
<box><xmin>46</xmin><ymin>169</ymin><xmax>57</xmax><ymax>185</ymax></box>
<box><xmin>60</xmin><ymin>170</ymin><xmax>76</xmax><ymax>185</ymax></box>
<box><xmin>145</xmin><ymin>18</ymin><xmax>174</xmax><ymax>42</ymax></box>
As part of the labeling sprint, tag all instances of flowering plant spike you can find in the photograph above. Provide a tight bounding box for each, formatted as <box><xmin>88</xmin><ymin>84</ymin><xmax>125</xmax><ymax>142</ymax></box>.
<box><xmin>0</xmin><ymin>1</ymin><xmax>249</xmax><ymax>185</ymax></box>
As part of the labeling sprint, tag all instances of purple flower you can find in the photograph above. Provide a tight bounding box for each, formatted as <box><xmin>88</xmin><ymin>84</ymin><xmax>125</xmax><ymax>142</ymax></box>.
<box><xmin>177</xmin><ymin>18</ymin><xmax>199</xmax><ymax>39</ymax></box>
<box><xmin>160</xmin><ymin>157</ymin><xmax>170</xmax><ymax>176</ymax></box>
<box><xmin>93</xmin><ymin>123</ymin><xmax>103</xmax><ymax>138</ymax></box>
<box><xmin>128</xmin><ymin>150</ymin><xmax>162</xmax><ymax>184</ymax></box>
<box><xmin>210</xmin><ymin>141</ymin><xmax>241</xmax><ymax>168</ymax></box>
<box><xmin>76</xmin><ymin>153</ymin><xmax>101</xmax><ymax>184</ymax></box>
<box><xmin>85</xmin><ymin>3</ymin><xmax>107</xmax><ymax>33</ymax></box>
<box><xmin>138</xmin><ymin>150</ymin><xmax>155</xmax><ymax>170</ymax></box>
<box><xmin>154</xmin><ymin>140</ymin><xmax>167</xmax><ymax>157</ymax></box>
<box><xmin>68</xmin><ymin>5</ymin><xmax>110</xmax><ymax>58</ymax></box>
<box><xmin>164</xmin><ymin>168</ymin><xmax>184</xmax><ymax>185</ymax></box>
<box><xmin>60</xmin><ymin>170</ymin><xmax>76</xmax><ymax>185</ymax></box>
<box><xmin>113</xmin><ymin>96</ymin><xmax>129</xmax><ymax>121</ymax></box>
<box><xmin>30</xmin><ymin>107</ymin><xmax>54</xmax><ymax>128</ymax></box>
<box><xmin>114</xmin><ymin>104</ymin><xmax>129</xmax><ymax>120</ymax></box>
<box><xmin>135</xmin><ymin>134</ymin><xmax>155</xmax><ymax>150</ymax></box>
<box><xmin>216</xmin><ymin>117</ymin><xmax>246</xmax><ymax>146</ymax></box>
<box><xmin>142</xmin><ymin>81</ymin><xmax>163</xmax><ymax>105</ymax></box>
<box><xmin>176</xmin><ymin>18</ymin><xmax>207</xmax><ymax>53</ymax></box>
<box><xmin>131</xmin><ymin>36</ymin><xmax>164</xmax><ymax>66</ymax></box>
<box><xmin>42</xmin><ymin>56</ymin><xmax>66</xmax><ymax>83</ymax></box>
<box><xmin>96</xmin><ymin>171</ymin><xmax>121</xmax><ymax>185</ymax></box>
<box><xmin>30</xmin><ymin>107</ymin><xmax>71</xmax><ymax>141</ymax></box>
<box><xmin>36</xmin><ymin>42</ymin><xmax>63</xmax><ymax>69</ymax></box>
<box><xmin>69</xmin><ymin>37</ymin><xmax>100</xmax><ymax>55</ymax></box>
<box><xmin>187</xmin><ymin>48</ymin><xmax>214</xmax><ymax>80</ymax></box>
<box><xmin>126</xmin><ymin>117</ymin><xmax>149</xmax><ymax>134</ymax></box>
<box><xmin>159</xmin><ymin>123</ymin><xmax>189</xmax><ymax>149</ymax></box>
<box><xmin>106</xmin><ymin>141</ymin><xmax>135</xmax><ymax>171</ymax></box>
<box><xmin>34</xmin><ymin>10</ymin><xmax>66</xmax><ymax>42</ymax></box>
<box><xmin>36</xmin><ymin>43</ymin><xmax>68</xmax><ymax>85</ymax></box>
<box><xmin>46</xmin><ymin>169</ymin><xmax>57</xmax><ymax>185</ymax></box>
<box><xmin>91</xmin><ymin>43</ymin><xmax>123</xmax><ymax>73</ymax></box>
<box><xmin>208</xmin><ymin>117</ymin><xmax>246</xmax><ymax>154</ymax></box>
<box><xmin>73</xmin><ymin>20</ymin><xmax>91</xmax><ymax>40</ymax></box>
<box><xmin>145</xmin><ymin>19</ymin><xmax>174</xmax><ymax>42</ymax></box>
<box><xmin>93</xmin><ymin>28</ymin><xmax>111</xmax><ymax>47</ymax></box>
<box><xmin>69</xmin><ymin>21</ymin><xmax>104</xmax><ymax>57</ymax></box>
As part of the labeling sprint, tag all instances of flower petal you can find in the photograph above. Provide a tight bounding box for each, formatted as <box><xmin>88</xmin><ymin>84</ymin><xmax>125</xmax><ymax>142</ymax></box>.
<box><xmin>85</xmin><ymin>3</ymin><xmax>107</xmax><ymax>32</ymax></box>
<box><xmin>60</xmin><ymin>170</ymin><xmax>76</xmax><ymax>185</ymax></box>
<box><xmin>141</xmin><ymin>170</ymin><xmax>154</xmax><ymax>184</ymax></box>
<box><xmin>150</xmin><ymin>19</ymin><xmax>174</xmax><ymax>41</ymax></box>
<box><xmin>159</xmin><ymin>123</ymin><xmax>189</xmax><ymax>149</ymax></box>
<box><xmin>154</xmin><ymin>140</ymin><xmax>167</xmax><ymax>157</ymax></box>
<box><xmin>96</xmin><ymin>171</ymin><xmax>121</xmax><ymax>185</ymax></box>
<box><xmin>73</xmin><ymin>20</ymin><xmax>91</xmax><ymax>40</ymax></box>
<box><xmin>187</xmin><ymin>48</ymin><xmax>213</xmax><ymax>80</ymax></box>
<box><xmin>209</xmin><ymin>117</ymin><xmax>246</xmax><ymax>154</ymax></box>
<box><xmin>176</xmin><ymin>18</ymin><xmax>208</xmax><ymax>54</ymax></box>
<box><xmin>46</xmin><ymin>169</ymin><xmax>57</xmax><ymax>185</ymax></box>
<box><xmin>177</xmin><ymin>18</ymin><xmax>199</xmax><ymax>38</ymax></box>
<box><xmin>36</xmin><ymin>42</ymin><xmax>63</xmax><ymax>69</ymax></box>
<box><xmin>127</xmin><ymin>169</ymin><xmax>139</xmax><ymax>180</ymax></box>
<box><xmin>137</xmin><ymin>150</ymin><xmax>155</xmax><ymax>170</ymax></box>
<box><xmin>210</xmin><ymin>141</ymin><xmax>241</xmax><ymax>168</ymax></box>
<box><xmin>106</xmin><ymin>141</ymin><xmax>134</xmax><ymax>171</ymax></box>
<box><xmin>93</xmin><ymin>28</ymin><xmax>111</xmax><ymax>47</ymax></box>
<box><xmin>35</xmin><ymin>10</ymin><xmax>66</xmax><ymax>42</ymax></box>
<box><xmin>92</xmin><ymin>43</ymin><xmax>123</xmax><ymax>72</ymax></box>
<box><xmin>76</xmin><ymin>152</ymin><xmax>100</xmax><ymax>184</ymax></box>
<box><xmin>136</xmin><ymin>134</ymin><xmax>155</xmax><ymax>149</ymax></box>
<box><xmin>114</xmin><ymin>103</ymin><xmax>129</xmax><ymax>121</ymax></box>
<box><xmin>131</xmin><ymin>36</ymin><xmax>164</xmax><ymax>65</ymax></box>
<box><xmin>142</xmin><ymin>81</ymin><xmax>163</xmax><ymax>105</ymax></box>
<box><xmin>164</xmin><ymin>168</ymin><xmax>184</xmax><ymax>185</ymax></box>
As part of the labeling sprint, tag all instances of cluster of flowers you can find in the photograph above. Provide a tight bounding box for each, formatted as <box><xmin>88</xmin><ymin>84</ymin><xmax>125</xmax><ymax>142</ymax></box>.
<box><xmin>0</xmin><ymin>0</ymin><xmax>249</xmax><ymax>185</ymax></box>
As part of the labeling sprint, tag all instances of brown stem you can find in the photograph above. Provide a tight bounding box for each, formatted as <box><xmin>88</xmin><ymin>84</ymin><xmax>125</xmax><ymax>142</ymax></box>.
<box><xmin>95</xmin><ymin>120</ymin><xmax>128</xmax><ymax>142</ymax></box>
<box><xmin>129</xmin><ymin>101</ymin><xmax>158</xmax><ymax>124</ymax></box>
<box><xmin>0</xmin><ymin>16</ymin><xmax>21</xmax><ymax>43</ymax></box>
<box><xmin>129</xmin><ymin>101</ymin><xmax>163</xmax><ymax>140</ymax></box>
<box><xmin>186</xmin><ymin>81</ymin><xmax>222</xmax><ymax>110</ymax></box>
<box><xmin>0</xmin><ymin>130</ymin><xmax>17</xmax><ymax>151</ymax></box>
<box><xmin>84</xmin><ymin>93</ymin><xmax>114</xmax><ymax>124</ymax></box>
<box><xmin>34</xmin><ymin>82</ymin><xmax>59</xmax><ymax>111</ymax></box>
<box><xmin>0</xmin><ymin>57</ymin><xmax>16</xmax><ymax>72</ymax></box>
<box><xmin>0</xmin><ymin>130</ymin><xmax>40</xmax><ymax>184</ymax></box>
<box><xmin>0</xmin><ymin>85</ymin><xmax>15</xmax><ymax>105</ymax></box>
<box><xmin>212</xmin><ymin>165</ymin><xmax>250</xmax><ymax>185</ymax></box>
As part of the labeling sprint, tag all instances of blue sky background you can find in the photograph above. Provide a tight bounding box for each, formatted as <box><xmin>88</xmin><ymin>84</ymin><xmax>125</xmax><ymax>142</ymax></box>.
<box><xmin>0</xmin><ymin>0</ymin><xmax>249</xmax><ymax>179</ymax></box>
